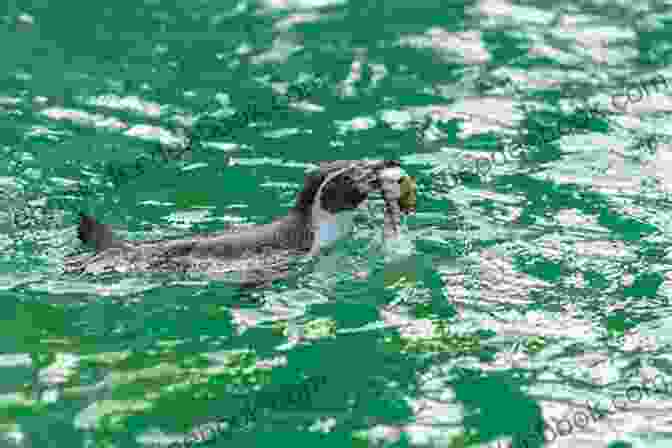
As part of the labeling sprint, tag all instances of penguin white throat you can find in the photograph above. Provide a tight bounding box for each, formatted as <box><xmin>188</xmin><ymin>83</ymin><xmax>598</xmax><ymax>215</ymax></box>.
<box><xmin>313</xmin><ymin>207</ymin><xmax>356</xmax><ymax>248</ymax></box>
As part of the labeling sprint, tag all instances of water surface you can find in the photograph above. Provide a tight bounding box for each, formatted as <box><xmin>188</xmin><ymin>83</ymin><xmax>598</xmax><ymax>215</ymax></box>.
<box><xmin>2</xmin><ymin>0</ymin><xmax>672</xmax><ymax>447</ymax></box>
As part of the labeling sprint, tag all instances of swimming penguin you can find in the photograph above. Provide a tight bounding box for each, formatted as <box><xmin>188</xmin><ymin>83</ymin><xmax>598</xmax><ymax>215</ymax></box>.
<box><xmin>65</xmin><ymin>160</ymin><xmax>415</xmax><ymax>286</ymax></box>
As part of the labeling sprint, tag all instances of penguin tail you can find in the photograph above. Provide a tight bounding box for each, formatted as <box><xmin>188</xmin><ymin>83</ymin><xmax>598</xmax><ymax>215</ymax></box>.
<box><xmin>77</xmin><ymin>213</ymin><xmax>120</xmax><ymax>252</ymax></box>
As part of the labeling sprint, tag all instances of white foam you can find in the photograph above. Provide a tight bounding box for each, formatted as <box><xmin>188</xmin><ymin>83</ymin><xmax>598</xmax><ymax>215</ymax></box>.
<box><xmin>383</xmin><ymin>232</ymin><xmax>414</xmax><ymax>261</ymax></box>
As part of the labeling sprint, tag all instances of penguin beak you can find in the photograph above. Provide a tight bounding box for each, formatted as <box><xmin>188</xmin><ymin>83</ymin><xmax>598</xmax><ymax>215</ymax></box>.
<box><xmin>353</xmin><ymin>161</ymin><xmax>416</xmax><ymax>214</ymax></box>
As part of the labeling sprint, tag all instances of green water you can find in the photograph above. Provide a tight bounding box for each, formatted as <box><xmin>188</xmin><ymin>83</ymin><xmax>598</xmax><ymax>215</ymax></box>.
<box><xmin>2</xmin><ymin>0</ymin><xmax>672</xmax><ymax>447</ymax></box>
